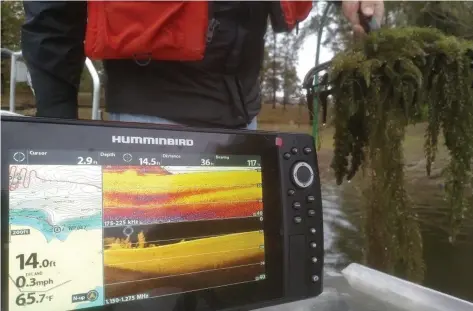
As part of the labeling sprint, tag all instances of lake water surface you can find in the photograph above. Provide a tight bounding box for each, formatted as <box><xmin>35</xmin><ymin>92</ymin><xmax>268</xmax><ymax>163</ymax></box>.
<box><xmin>321</xmin><ymin>181</ymin><xmax>473</xmax><ymax>303</ymax></box>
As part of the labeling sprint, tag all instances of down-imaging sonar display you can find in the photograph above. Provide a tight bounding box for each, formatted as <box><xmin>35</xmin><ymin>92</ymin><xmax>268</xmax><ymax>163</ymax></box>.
<box><xmin>7</xmin><ymin>150</ymin><xmax>265</xmax><ymax>311</ymax></box>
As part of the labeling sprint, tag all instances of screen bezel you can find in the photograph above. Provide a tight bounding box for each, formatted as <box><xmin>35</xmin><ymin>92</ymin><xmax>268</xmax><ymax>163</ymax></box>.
<box><xmin>1</xmin><ymin>118</ymin><xmax>285</xmax><ymax>311</ymax></box>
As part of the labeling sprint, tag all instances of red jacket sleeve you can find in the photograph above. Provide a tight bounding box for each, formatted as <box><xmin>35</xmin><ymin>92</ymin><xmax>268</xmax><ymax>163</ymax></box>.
<box><xmin>269</xmin><ymin>1</ymin><xmax>313</xmax><ymax>32</ymax></box>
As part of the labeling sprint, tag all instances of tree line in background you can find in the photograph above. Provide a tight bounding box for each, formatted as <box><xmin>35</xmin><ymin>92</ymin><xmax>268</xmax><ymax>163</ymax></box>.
<box><xmin>2</xmin><ymin>1</ymin><xmax>473</xmax><ymax>106</ymax></box>
<box><xmin>260</xmin><ymin>26</ymin><xmax>303</xmax><ymax>109</ymax></box>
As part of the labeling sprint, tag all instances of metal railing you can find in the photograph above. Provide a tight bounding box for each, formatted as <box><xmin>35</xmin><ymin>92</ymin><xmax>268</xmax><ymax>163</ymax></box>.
<box><xmin>1</xmin><ymin>48</ymin><xmax>102</xmax><ymax>120</ymax></box>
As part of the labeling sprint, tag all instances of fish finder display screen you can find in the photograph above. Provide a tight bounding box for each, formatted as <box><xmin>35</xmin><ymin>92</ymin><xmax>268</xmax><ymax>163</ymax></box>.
<box><xmin>7</xmin><ymin>150</ymin><xmax>265</xmax><ymax>311</ymax></box>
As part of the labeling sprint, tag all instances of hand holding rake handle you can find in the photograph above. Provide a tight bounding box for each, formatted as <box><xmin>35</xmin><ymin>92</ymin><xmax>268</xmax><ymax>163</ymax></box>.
<box><xmin>302</xmin><ymin>10</ymin><xmax>380</xmax><ymax>89</ymax></box>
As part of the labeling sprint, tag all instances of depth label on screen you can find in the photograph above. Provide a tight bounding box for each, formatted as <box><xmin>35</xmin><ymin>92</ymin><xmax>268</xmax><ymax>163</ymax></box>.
<box><xmin>8</xmin><ymin>165</ymin><xmax>105</xmax><ymax>311</ymax></box>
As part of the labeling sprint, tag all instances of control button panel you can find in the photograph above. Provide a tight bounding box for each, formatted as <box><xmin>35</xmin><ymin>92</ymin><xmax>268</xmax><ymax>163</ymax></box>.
<box><xmin>291</xmin><ymin>161</ymin><xmax>314</xmax><ymax>189</ymax></box>
<box><xmin>278</xmin><ymin>135</ymin><xmax>322</xmax><ymax>299</ymax></box>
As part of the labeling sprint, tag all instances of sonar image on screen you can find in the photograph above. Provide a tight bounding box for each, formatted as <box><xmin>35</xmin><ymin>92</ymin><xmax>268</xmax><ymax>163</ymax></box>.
<box><xmin>101</xmin><ymin>165</ymin><xmax>265</xmax><ymax>300</ymax></box>
<box><xmin>6</xmin><ymin>151</ymin><xmax>265</xmax><ymax>311</ymax></box>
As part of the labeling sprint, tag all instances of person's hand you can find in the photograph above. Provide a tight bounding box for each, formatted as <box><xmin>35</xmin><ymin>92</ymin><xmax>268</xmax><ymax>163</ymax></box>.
<box><xmin>342</xmin><ymin>1</ymin><xmax>384</xmax><ymax>37</ymax></box>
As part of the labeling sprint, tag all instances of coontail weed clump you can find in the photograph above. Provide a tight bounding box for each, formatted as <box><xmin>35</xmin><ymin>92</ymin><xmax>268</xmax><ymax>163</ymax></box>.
<box><xmin>322</xmin><ymin>27</ymin><xmax>473</xmax><ymax>281</ymax></box>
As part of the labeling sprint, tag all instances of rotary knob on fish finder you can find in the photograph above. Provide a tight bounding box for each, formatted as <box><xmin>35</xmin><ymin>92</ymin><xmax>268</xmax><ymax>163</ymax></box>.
<box><xmin>291</xmin><ymin>162</ymin><xmax>314</xmax><ymax>188</ymax></box>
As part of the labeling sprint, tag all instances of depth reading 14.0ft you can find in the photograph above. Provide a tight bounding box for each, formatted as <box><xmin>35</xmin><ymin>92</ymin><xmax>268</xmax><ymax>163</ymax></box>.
<box><xmin>16</xmin><ymin>253</ymin><xmax>56</xmax><ymax>270</ymax></box>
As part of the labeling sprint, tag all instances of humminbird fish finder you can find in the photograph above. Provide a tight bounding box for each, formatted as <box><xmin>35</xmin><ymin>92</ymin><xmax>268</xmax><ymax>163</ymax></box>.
<box><xmin>1</xmin><ymin>116</ymin><xmax>323</xmax><ymax>311</ymax></box>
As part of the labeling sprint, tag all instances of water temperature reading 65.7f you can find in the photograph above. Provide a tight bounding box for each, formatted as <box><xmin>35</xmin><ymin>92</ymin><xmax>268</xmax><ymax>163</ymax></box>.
<box><xmin>15</xmin><ymin>293</ymin><xmax>53</xmax><ymax>307</ymax></box>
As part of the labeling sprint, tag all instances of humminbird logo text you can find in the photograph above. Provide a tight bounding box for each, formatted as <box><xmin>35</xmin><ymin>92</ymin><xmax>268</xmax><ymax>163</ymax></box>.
<box><xmin>112</xmin><ymin>136</ymin><xmax>194</xmax><ymax>146</ymax></box>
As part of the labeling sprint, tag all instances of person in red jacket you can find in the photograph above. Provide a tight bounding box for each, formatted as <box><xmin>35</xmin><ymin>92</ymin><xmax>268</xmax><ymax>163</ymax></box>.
<box><xmin>21</xmin><ymin>1</ymin><xmax>384</xmax><ymax>129</ymax></box>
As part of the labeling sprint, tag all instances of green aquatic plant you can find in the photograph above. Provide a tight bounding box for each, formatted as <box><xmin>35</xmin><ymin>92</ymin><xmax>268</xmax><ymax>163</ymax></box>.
<box><xmin>322</xmin><ymin>27</ymin><xmax>473</xmax><ymax>281</ymax></box>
